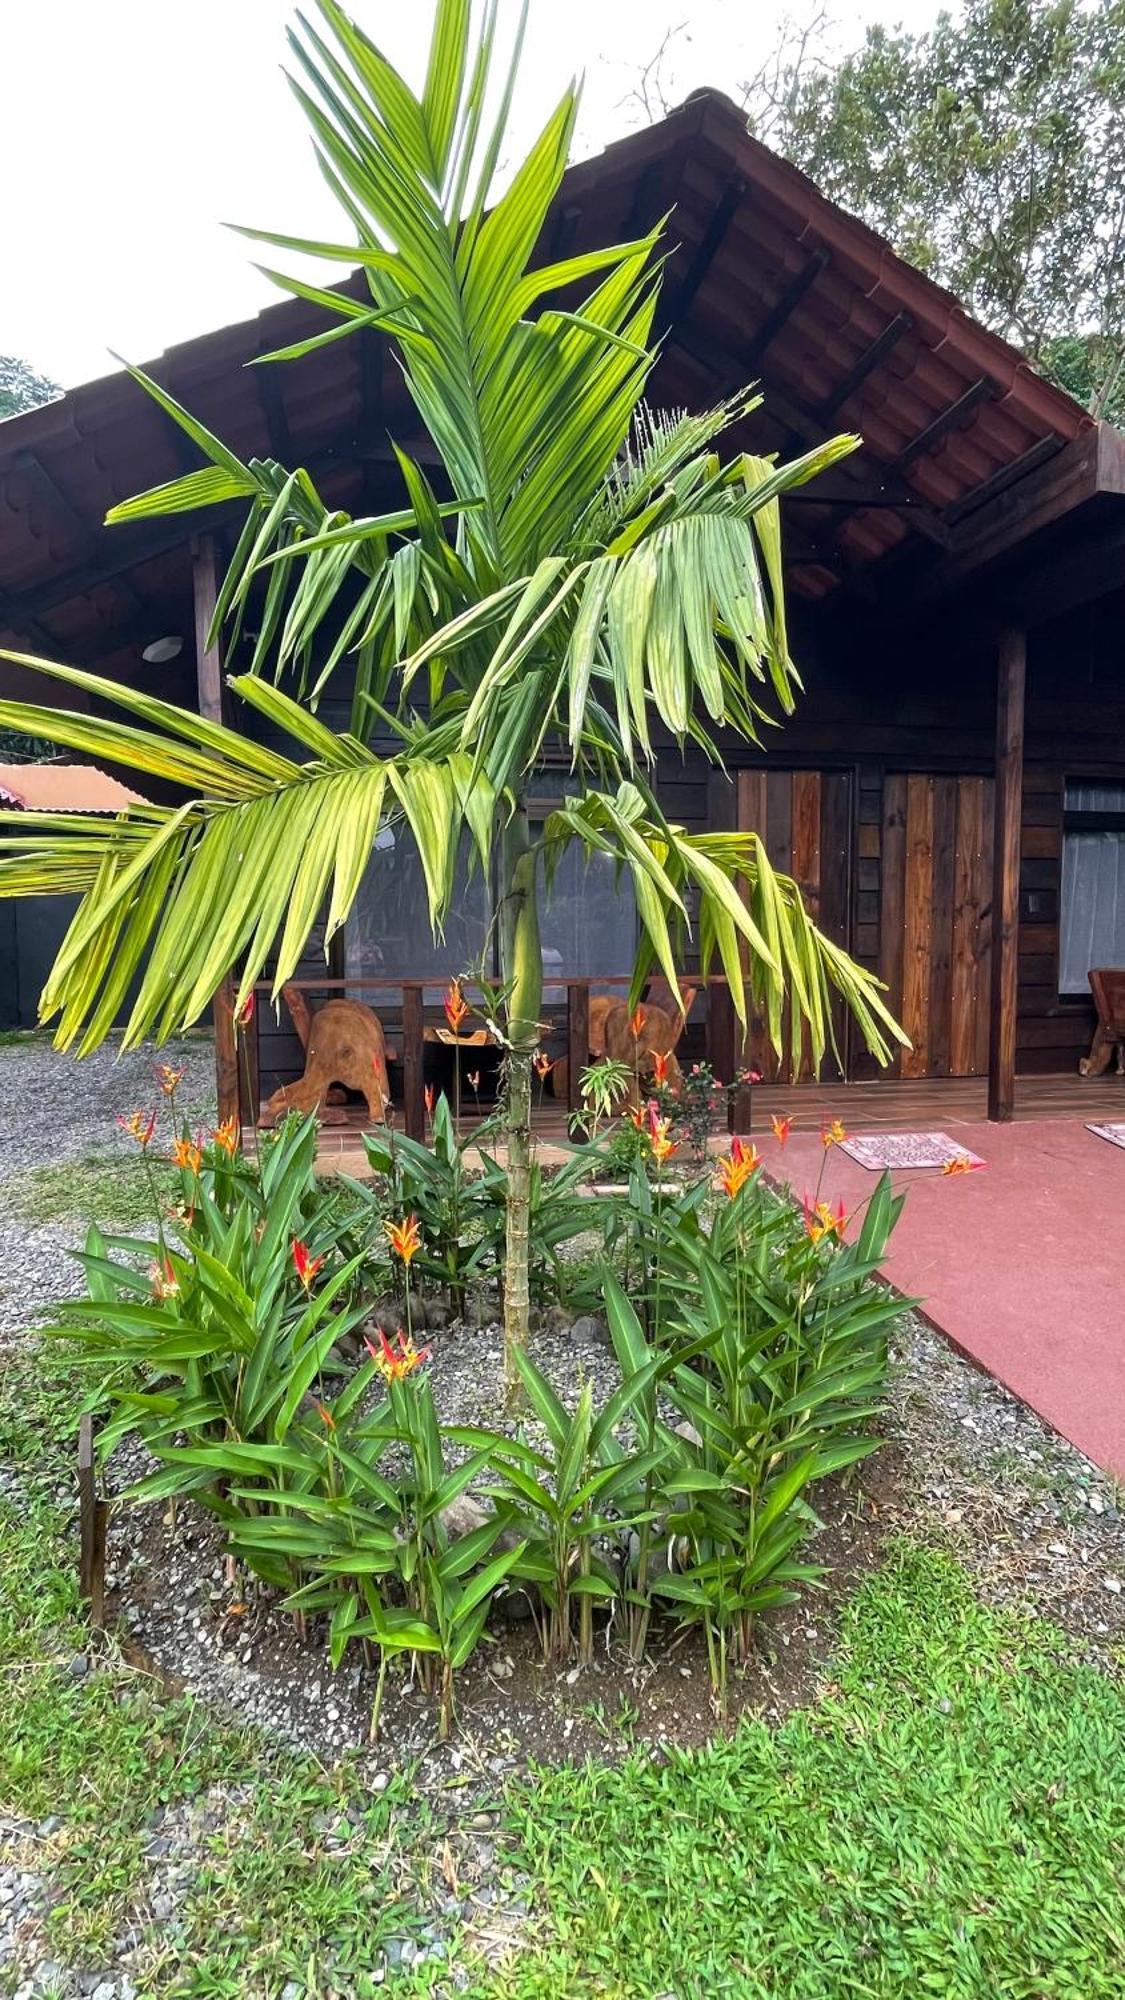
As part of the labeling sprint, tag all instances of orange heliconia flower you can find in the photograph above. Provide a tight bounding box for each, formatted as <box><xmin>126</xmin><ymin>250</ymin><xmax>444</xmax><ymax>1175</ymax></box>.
<box><xmin>941</xmin><ymin>1154</ymin><xmax>985</xmax><ymax>1176</ymax></box>
<box><xmin>211</xmin><ymin>1116</ymin><xmax>239</xmax><ymax>1155</ymax></box>
<box><xmin>292</xmin><ymin>1239</ymin><xmax>325</xmax><ymax>1290</ymax></box>
<box><xmin>384</xmin><ymin>1214</ymin><xmax>422</xmax><ymax>1266</ymax></box>
<box><xmin>652</xmin><ymin>1050</ymin><xmax>670</xmax><ymax>1086</ymax></box>
<box><xmin>627</xmin><ymin>1103</ymin><xmax>648</xmax><ymax>1131</ymax></box>
<box><xmin>820</xmin><ymin>1118</ymin><xmax>847</xmax><ymax>1149</ymax></box>
<box><xmin>444</xmin><ymin>980</ymin><xmax>469</xmax><ymax>1034</ymax></box>
<box><xmin>424</xmin><ymin>1083</ymin><xmax>435</xmax><ymax>1120</ymax></box>
<box><xmin>771</xmin><ymin>1114</ymin><xmax>792</xmax><ymax>1146</ymax></box>
<box><xmin>171</xmin><ymin>1135</ymin><xmax>203</xmax><ymax>1175</ymax></box>
<box><xmin>630</xmin><ymin>1005</ymin><xmax>646</xmax><ymax>1040</ymax></box>
<box><xmin>533</xmin><ymin>1050</ymin><xmax>554</xmax><ymax>1079</ymax></box>
<box><xmin>467</xmin><ymin>1070</ymin><xmax>481</xmax><ymax>1091</ymax></box>
<box><xmin>647</xmin><ymin>1108</ymin><xmax>677</xmax><ymax>1165</ymax></box>
<box><xmin>719</xmin><ymin>1135</ymin><xmax>761</xmax><ymax>1198</ymax></box>
<box><xmin>237</xmin><ymin>992</ymin><xmax>255</xmax><ymax>1027</ymax></box>
<box><xmin>366</xmin><ymin>1327</ymin><xmax>430</xmax><ymax>1383</ymax></box>
<box><xmin>154</xmin><ymin>1063</ymin><xmax>186</xmax><ymax>1098</ymax></box>
<box><xmin>804</xmin><ymin>1195</ymin><xmax>847</xmax><ymax>1245</ymax></box>
<box><xmin>148</xmin><ymin>1256</ymin><xmax>179</xmax><ymax>1301</ymax></box>
<box><xmin>314</xmin><ymin>1401</ymin><xmax>336</xmax><ymax>1432</ymax></box>
<box><xmin>117</xmin><ymin>1108</ymin><xmax>157</xmax><ymax>1149</ymax></box>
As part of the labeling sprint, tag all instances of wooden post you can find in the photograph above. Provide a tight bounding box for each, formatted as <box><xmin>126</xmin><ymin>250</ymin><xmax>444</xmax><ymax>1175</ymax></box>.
<box><xmin>77</xmin><ymin>1413</ymin><xmax>107</xmax><ymax>1629</ymax></box>
<box><xmin>566</xmin><ymin>982</ymin><xmax>589</xmax><ymax>1114</ymax></box>
<box><xmin>192</xmin><ymin>535</ymin><xmax>240</xmax><ymax>1130</ymax></box>
<box><xmin>403</xmin><ymin>984</ymin><xmax>425</xmax><ymax>1139</ymax></box>
<box><xmin>708</xmin><ymin>982</ymin><xmax>738</xmax><ymax>1132</ymax></box>
<box><xmin>987</xmin><ymin>626</ymin><xmax>1026</xmax><ymax>1122</ymax></box>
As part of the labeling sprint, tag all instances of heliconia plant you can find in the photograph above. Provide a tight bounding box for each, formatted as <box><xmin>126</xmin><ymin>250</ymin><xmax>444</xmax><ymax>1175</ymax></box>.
<box><xmin>0</xmin><ymin>0</ymin><xmax>906</xmax><ymax>1392</ymax></box>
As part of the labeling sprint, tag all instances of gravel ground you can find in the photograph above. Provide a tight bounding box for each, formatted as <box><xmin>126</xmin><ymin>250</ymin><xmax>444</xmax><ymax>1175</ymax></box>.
<box><xmin>0</xmin><ymin>1034</ymin><xmax>214</xmax><ymax>1346</ymax></box>
<box><xmin>1</xmin><ymin>1037</ymin><xmax>1124</xmax><ymax>1997</ymax></box>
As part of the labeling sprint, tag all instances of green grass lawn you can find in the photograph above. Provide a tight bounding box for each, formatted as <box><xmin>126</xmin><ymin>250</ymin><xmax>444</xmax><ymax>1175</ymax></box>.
<box><xmin>2</xmin><ymin>1353</ymin><xmax>1123</xmax><ymax>1998</ymax></box>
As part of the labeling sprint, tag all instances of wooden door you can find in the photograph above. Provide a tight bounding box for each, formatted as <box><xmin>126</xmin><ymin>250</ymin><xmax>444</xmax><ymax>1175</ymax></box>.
<box><xmin>876</xmin><ymin>773</ymin><xmax>994</xmax><ymax>1078</ymax></box>
<box><xmin>735</xmin><ymin>767</ymin><xmax>853</xmax><ymax>1081</ymax></box>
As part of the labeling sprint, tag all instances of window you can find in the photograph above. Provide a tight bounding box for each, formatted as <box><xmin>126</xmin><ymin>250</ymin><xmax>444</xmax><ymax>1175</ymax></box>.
<box><xmin>1059</xmin><ymin>782</ymin><xmax>1125</xmax><ymax>995</ymax></box>
<box><xmin>345</xmin><ymin>776</ymin><xmax>637</xmax><ymax>995</ymax></box>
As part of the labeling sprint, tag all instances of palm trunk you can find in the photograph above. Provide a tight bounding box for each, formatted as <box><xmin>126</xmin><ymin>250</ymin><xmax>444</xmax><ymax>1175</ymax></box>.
<box><xmin>499</xmin><ymin>808</ymin><xmax>543</xmax><ymax>1395</ymax></box>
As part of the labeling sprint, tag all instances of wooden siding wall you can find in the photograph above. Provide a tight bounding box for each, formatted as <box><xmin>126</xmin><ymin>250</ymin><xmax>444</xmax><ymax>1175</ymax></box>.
<box><xmin>854</xmin><ymin>771</ymin><xmax>994</xmax><ymax>1079</ymax></box>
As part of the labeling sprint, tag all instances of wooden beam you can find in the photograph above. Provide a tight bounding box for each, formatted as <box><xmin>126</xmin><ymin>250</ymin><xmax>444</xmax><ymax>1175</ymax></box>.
<box><xmin>987</xmin><ymin>625</ymin><xmax>1026</xmax><ymax>1122</ymax></box>
<box><xmin>819</xmin><ymin>313</ymin><xmax>911</xmax><ymax>418</ymax></box>
<box><xmin>743</xmin><ymin>248</ymin><xmax>830</xmax><ymax>368</ymax></box>
<box><xmin>192</xmin><ymin>533</ymin><xmax>240</xmax><ymax>1131</ymax></box>
<box><xmin>891</xmin><ymin>377</ymin><xmax>993</xmax><ymax>475</ymax></box>
<box><xmin>663</xmin><ymin>175</ymin><xmax>745</xmax><ymax>329</ymax></box>
<box><xmin>670</xmin><ymin>326</ymin><xmax>953</xmax><ymax>549</ymax></box>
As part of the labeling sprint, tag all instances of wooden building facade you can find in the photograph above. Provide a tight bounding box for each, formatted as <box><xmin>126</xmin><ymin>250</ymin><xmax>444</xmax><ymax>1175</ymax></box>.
<box><xmin>2</xmin><ymin>89</ymin><xmax>1125</xmax><ymax>1124</ymax></box>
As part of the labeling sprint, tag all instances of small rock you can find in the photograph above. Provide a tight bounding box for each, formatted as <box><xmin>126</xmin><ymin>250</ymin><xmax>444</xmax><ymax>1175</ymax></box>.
<box><xmin>568</xmin><ymin>1314</ymin><xmax>610</xmax><ymax>1350</ymax></box>
<box><xmin>65</xmin><ymin>1652</ymin><xmax>89</xmax><ymax>1679</ymax></box>
<box><xmin>371</xmin><ymin>1772</ymin><xmax>390</xmax><ymax>1793</ymax></box>
<box><xmin>1103</xmin><ymin>1576</ymin><xmax>1121</xmax><ymax>1595</ymax></box>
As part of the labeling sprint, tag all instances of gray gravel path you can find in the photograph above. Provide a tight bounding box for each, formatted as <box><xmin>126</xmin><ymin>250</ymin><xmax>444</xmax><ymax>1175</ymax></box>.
<box><xmin>0</xmin><ymin>1034</ymin><xmax>214</xmax><ymax>1345</ymax></box>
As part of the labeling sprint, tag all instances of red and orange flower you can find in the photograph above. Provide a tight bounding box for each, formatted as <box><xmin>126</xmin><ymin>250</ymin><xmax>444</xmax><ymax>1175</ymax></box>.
<box><xmin>237</xmin><ymin>992</ymin><xmax>255</xmax><ymax>1027</ymax></box>
<box><xmin>820</xmin><ymin>1117</ymin><xmax>847</xmax><ymax>1149</ymax></box>
<box><xmin>292</xmin><ymin>1238</ymin><xmax>325</xmax><ymax>1290</ymax></box>
<box><xmin>148</xmin><ymin>1256</ymin><xmax>179</xmax><ymax>1301</ymax></box>
<box><xmin>647</xmin><ymin>1106</ymin><xmax>677</xmax><ymax>1166</ymax></box>
<box><xmin>803</xmin><ymin>1195</ymin><xmax>847</xmax><ymax>1245</ymax></box>
<box><xmin>384</xmin><ymin>1214</ymin><xmax>422</xmax><ymax>1266</ymax></box>
<box><xmin>941</xmin><ymin>1154</ymin><xmax>985</xmax><ymax>1176</ymax></box>
<box><xmin>366</xmin><ymin>1326</ymin><xmax>430</xmax><ymax>1383</ymax></box>
<box><xmin>719</xmin><ymin>1135</ymin><xmax>761</xmax><ymax>1198</ymax></box>
<box><xmin>652</xmin><ymin>1050</ymin><xmax>670</xmax><ymax>1087</ymax></box>
<box><xmin>629</xmin><ymin>1005</ymin><xmax>647</xmax><ymax>1040</ymax></box>
<box><xmin>171</xmin><ymin>1134</ymin><xmax>203</xmax><ymax>1175</ymax></box>
<box><xmin>153</xmin><ymin>1063</ymin><xmax>186</xmax><ymax>1099</ymax></box>
<box><xmin>211</xmin><ymin>1116</ymin><xmax>239</xmax><ymax>1155</ymax></box>
<box><xmin>771</xmin><ymin>1114</ymin><xmax>792</xmax><ymax>1146</ymax></box>
<box><xmin>117</xmin><ymin>1108</ymin><xmax>157</xmax><ymax>1150</ymax></box>
<box><xmin>424</xmin><ymin>1083</ymin><xmax>435</xmax><ymax>1121</ymax></box>
<box><xmin>444</xmin><ymin>980</ymin><xmax>469</xmax><ymax>1034</ymax></box>
<box><xmin>533</xmin><ymin>1050</ymin><xmax>554</xmax><ymax>1080</ymax></box>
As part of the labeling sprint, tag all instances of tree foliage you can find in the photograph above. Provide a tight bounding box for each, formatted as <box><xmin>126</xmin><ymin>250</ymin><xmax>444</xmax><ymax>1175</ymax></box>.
<box><xmin>0</xmin><ymin>354</ymin><xmax>59</xmax><ymax>421</ymax></box>
<box><xmin>750</xmin><ymin>0</ymin><xmax>1125</xmax><ymax>420</ymax></box>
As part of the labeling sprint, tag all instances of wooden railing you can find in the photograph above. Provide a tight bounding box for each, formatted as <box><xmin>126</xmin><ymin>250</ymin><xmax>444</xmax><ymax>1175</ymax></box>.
<box><xmin>228</xmin><ymin>973</ymin><xmax>756</xmax><ymax>1140</ymax></box>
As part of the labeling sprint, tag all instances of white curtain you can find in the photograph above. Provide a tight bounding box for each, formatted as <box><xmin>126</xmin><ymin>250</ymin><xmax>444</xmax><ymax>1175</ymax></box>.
<box><xmin>1060</xmin><ymin>783</ymin><xmax>1125</xmax><ymax>993</ymax></box>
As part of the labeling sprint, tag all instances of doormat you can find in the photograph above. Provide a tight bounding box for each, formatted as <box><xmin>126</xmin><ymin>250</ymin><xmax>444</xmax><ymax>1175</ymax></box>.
<box><xmin>1086</xmin><ymin>1122</ymin><xmax>1125</xmax><ymax>1151</ymax></box>
<box><xmin>839</xmin><ymin>1131</ymin><xmax>986</xmax><ymax>1171</ymax></box>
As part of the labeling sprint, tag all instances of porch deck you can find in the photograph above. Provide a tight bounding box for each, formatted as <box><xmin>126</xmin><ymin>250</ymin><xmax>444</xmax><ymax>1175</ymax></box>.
<box><xmin>295</xmin><ymin>1067</ymin><xmax>1125</xmax><ymax>1170</ymax></box>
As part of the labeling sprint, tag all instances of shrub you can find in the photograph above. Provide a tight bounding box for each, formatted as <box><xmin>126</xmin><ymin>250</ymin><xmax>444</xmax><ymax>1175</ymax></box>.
<box><xmin>606</xmin><ymin>1155</ymin><xmax>904</xmax><ymax>1710</ymax></box>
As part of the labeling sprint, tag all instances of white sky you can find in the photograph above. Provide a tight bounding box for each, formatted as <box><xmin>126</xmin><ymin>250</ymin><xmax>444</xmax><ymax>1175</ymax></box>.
<box><xmin>2</xmin><ymin>0</ymin><xmax>941</xmax><ymax>389</ymax></box>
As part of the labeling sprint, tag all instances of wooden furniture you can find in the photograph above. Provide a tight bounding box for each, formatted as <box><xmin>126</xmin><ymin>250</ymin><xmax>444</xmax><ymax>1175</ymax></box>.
<box><xmin>260</xmin><ymin>986</ymin><xmax>394</xmax><ymax>1126</ymax></box>
<box><xmin>1079</xmin><ymin>969</ymin><xmax>1125</xmax><ymax>1077</ymax></box>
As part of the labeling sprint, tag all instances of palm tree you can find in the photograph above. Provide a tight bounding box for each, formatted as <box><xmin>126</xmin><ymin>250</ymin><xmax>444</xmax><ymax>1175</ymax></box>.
<box><xmin>0</xmin><ymin>0</ymin><xmax>903</xmax><ymax>1379</ymax></box>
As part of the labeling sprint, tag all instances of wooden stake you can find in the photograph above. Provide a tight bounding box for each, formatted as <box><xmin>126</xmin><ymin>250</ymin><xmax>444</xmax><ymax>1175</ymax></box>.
<box><xmin>77</xmin><ymin>1413</ymin><xmax>107</xmax><ymax>1628</ymax></box>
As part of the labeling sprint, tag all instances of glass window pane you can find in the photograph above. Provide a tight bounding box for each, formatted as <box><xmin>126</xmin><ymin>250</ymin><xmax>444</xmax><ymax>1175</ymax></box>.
<box><xmin>345</xmin><ymin>827</ymin><xmax>490</xmax><ymax>1002</ymax></box>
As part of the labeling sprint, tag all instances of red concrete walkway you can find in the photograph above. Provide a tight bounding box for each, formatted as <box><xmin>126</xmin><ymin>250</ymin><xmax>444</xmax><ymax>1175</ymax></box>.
<box><xmin>765</xmin><ymin>1119</ymin><xmax>1125</xmax><ymax>1478</ymax></box>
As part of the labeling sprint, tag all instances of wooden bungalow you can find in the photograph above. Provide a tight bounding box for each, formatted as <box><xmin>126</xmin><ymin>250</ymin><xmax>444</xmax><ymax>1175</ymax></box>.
<box><xmin>3</xmin><ymin>89</ymin><xmax>1125</xmax><ymax>1137</ymax></box>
